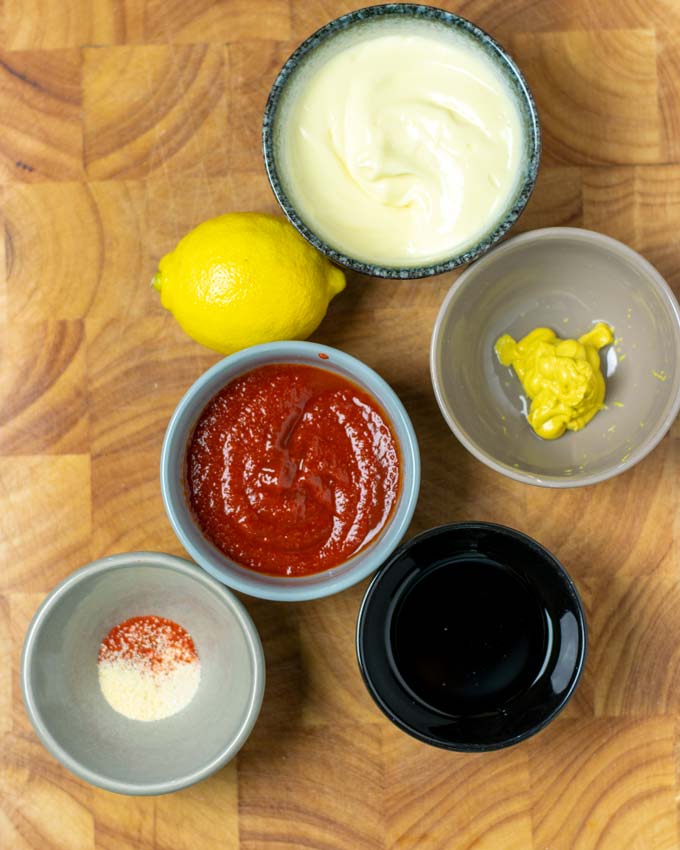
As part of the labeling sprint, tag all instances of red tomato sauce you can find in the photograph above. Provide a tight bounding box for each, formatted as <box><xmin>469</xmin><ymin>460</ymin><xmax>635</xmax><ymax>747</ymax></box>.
<box><xmin>186</xmin><ymin>363</ymin><xmax>401</xmax><ymax>576</ymax></box>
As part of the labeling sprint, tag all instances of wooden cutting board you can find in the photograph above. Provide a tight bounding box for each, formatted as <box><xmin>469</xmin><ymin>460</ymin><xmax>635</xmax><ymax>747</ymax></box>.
<box><xmin>1</xmin><ymin>1</ymin><xmax>679</xmax><ymax>848</ymax></box>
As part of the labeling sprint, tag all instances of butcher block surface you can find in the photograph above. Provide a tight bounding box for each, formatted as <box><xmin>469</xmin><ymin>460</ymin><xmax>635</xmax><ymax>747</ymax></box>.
<box><xmin>1</xmin><ymin>1</ymin><xmax>680</xmax><ymax>848</ymax></box>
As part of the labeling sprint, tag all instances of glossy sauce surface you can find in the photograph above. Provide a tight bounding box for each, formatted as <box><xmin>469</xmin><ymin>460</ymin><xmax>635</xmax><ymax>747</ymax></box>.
<box><xmin>280</xmin><ymin>29</ymin><xmax>524</xmax><ymax>267</ymax></box>
<box><xmin>495</xmin><ymin>322</ymin><xmax>614</xmax><ymax>439</ymax></box>
<box><xmin>187</xmin><ymin>364</ymin><xmax>400</xmax><ymax>576</ymax></box>
<box><xmin>393</xmin><ymin>557</ymin><xmax>548</xmax><ymax>715</ymax></box>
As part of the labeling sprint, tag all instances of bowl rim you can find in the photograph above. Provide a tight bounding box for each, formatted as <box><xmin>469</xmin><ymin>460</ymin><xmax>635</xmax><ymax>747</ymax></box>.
<box><xmin>20</xmin><ymin>551</ymin><xmax>266</xmax><ymax>796</ymax></box>
<box><xmin>356</xmin><ymin>521</ymin><xmax>588</xmax><ymax>751</ymax></box>
<box><xmin>430</xmin><ymin>226</ymin><xmax>680</xmax><ymax>488</ymax></box>
<box><xmin>261</xmin><ymin>2</ymin><xmax>541</xmax><ymax>279</ymax></box>
<box><xmin>160</xmin><ymin>340</ymin><xmax>421</xmax><ymax>601</ymax></box>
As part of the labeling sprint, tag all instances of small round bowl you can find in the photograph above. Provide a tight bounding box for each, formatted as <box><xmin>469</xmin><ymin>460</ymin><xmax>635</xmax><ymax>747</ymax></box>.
<box><xmin>262</xmin><ymin>4</ymin><xmax>540</xmax><ymax>279</ymax></box>
<box><xmin>21</xmin><ymin>552</ymin><xmax>265</xmax><ymax>796</ymax></box>
<box><xmin>431</xmin><ymin>228</ymin><xmax>680</xmax><ymax>487</ymax></box>
<box><xmin>357</xmin><ymin>522</ymin><xmax>586</xmax><ymax>751</ymax></box>
<box><xmin>161</xmin><ymin>341</ymin><xmax>420</xmax><ymax>602</ymax></box>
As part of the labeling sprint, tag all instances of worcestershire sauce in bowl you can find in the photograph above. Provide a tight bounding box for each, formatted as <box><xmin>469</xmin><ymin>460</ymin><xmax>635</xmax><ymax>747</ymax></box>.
<box><xmin>356</xmin><ymin>523</ymin><xmax>586</xmax><ymax>751</ymax></box>
<box><xmin>393</xmin><ymin>557</ymin><xmax>547</xmax><ymax>716</ymax></box>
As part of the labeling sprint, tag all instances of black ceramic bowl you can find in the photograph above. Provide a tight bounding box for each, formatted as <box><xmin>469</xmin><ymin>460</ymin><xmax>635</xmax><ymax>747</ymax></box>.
<box><xmin>356</xmin><ymin>523</ymin><xmax>586</xmax><ymax>751</ymax></box>
<box><xmin>262</xmin><ymin>4</ymin><xmax>541</xmax><ymax>279</ymax></box>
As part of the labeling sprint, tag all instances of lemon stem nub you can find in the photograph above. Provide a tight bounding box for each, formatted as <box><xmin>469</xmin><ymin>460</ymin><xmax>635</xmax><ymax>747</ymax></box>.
<box><xmin>151</xmin><ymin>273</ymin><xmax>161</xmax><ymax>291</ymax></box>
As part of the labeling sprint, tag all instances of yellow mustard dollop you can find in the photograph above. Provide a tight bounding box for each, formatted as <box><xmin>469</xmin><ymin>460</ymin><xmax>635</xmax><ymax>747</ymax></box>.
<box><xmin>495</xmin><ymin>323</ymin><xmax>614</xmax><ymax>440</ymax></box>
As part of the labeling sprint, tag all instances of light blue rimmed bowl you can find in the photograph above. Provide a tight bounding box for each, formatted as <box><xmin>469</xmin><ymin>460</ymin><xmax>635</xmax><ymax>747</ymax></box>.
<box><xmin>161</xmin><ymin>341</ymin><xmax>421</xmax><ymax>601</ymax></box>
<box><xmin>262</xmin><ymin>3</ymin><xmax>541</xmax><ymax>279</ymax></box>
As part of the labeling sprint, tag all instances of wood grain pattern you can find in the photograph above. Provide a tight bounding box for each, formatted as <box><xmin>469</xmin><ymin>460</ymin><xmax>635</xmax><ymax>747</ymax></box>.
<box><xmin>0</xmin><ymin>320</ymin><xmax>88</xmax><ymax>454</ymax></box>
<box><xmin>384</xmin><ymin>732</ymin><xmax>533</xmax><ymax>850</ymax></box>
<box><xmin>0</xmin><ymin>48</ymin><xmax>83</xmax><ymax>183</ymax></box>
<box><xmin>529</xmin><ymin>718</ymin><xmax>679</xmax><ymax>849</ymax></box>
<box><xmin>239</xmin><ymin>725</ymin><xmax>385</xmax><ymax>850</ymax></box>
<box><xmin>513</xmin><ymin>29</ymin><xmax>663</xmax><ymax>165</ymax></box>
<box><xmin>83</xmin><ymin>45</ymin><xmax>230</xmax><ymax>179</ymax></box>
<box><xmin>1</xmin><ymin>1</ymin><xmax>680</xmax><ymax>848</ymax></box>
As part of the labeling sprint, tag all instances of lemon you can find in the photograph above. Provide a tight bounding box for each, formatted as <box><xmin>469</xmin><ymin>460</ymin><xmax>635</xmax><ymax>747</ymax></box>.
<box><xmin>153</xmin><ymin>212</ymin><xmax>345</xmax><ymax>354</ymax></box>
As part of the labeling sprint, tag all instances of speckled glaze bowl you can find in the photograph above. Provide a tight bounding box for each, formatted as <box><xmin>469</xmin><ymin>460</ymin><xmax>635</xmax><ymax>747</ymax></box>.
<box><xmin>430</xmin><ymin>228</ymin><xmax>680</xmax><ymax>487</ymax></box>
<box><xmin>262</xmin><ymin>3</ymin><xmax>541</xmax><ymax>279</ymax></box>
<box><xmin>21</xmin><ymin>552</ymin><xmax>265</xmax><ymax>796</ymax></box>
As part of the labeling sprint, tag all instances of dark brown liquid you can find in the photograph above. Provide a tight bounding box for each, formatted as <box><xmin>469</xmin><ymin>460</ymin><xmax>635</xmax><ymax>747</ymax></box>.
<box><xmin>392</xmin><ymin>558</ymin><xmax>548</xmax><ymax>715</ymax></box>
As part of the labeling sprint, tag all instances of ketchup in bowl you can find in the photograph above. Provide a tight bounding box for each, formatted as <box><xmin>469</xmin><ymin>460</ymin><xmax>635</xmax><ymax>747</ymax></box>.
<box><xmin>186</xmin><ymin>363</ymin><xmax>401</xmax><ymax>577</ymax></box>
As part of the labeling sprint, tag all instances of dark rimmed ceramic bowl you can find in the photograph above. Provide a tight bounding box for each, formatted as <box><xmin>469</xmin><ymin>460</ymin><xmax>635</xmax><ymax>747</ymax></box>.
<box><xmin>356</xmin><ymin>523</ymin><xmax>586</xmax><ymax>751</ymax></box>
<box><xmin>262</xmin><ymin>3</ymin><xmax>541</xmax><ymax>279</ymax></box>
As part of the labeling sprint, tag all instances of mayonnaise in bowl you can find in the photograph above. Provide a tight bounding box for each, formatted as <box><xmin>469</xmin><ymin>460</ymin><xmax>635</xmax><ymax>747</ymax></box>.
<box><xmin>265</xmin><ymin>10</ymin><xmax>538</xmax><ymax>274</ymax></box>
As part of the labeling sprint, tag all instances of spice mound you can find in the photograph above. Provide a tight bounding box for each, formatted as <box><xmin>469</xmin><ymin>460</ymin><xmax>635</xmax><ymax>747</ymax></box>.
<box><xmin>98</xmin><ymin>615</ymin><xmax>201</xmax><ymax>722</ymax></box>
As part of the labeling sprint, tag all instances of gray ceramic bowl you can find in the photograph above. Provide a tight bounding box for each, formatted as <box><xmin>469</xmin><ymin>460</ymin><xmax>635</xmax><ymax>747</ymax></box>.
<box><xmin>431</xmin><ymin>228</ymin><xmax>680</xmax><ymax>487</ymax></box>
<box><xmin>21</xmin><ymin>552</ymin><xmax>265</xmax><ymax>796</ymax></box>
<box><xmin>262</xmin><ymin>3</ymin><xmax>540</xmax><ymax>279</ymax></box>
<box><xmin>161</xmin><ymin>341</ymin><xmax>420</xmax><ymax>601</ymax></box>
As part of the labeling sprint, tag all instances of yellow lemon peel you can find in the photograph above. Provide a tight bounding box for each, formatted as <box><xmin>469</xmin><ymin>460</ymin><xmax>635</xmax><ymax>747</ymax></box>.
<box><xmin>153</xmin><ymin>213</ymin><xmax>345</xmax><ymax>355</ymax></box>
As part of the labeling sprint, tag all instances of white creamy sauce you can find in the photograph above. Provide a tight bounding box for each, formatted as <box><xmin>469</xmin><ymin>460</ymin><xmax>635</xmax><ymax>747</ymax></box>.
<box><xmin>279</xmin><ymin>30</ymin><xmax>525</xmax><ymax>267</ymax></box>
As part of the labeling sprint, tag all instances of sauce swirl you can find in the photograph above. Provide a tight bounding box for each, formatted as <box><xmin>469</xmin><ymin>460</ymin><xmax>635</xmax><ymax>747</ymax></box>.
<box><xmin>187</xmin><ymin>364</ymin><xmax>401</xmax><ymax>576</ymax></box>
<box><xmin>280</xmin><ymin>30</ymin><xmax>525</xmax><ymax>267</ymax></box>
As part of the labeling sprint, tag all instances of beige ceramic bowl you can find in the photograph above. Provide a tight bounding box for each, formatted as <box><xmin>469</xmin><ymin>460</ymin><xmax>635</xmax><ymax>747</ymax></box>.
<box><xmin>430</xmin><ymin>228</ymin><xmax>680</xmax><ymax>487</ymax></box>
